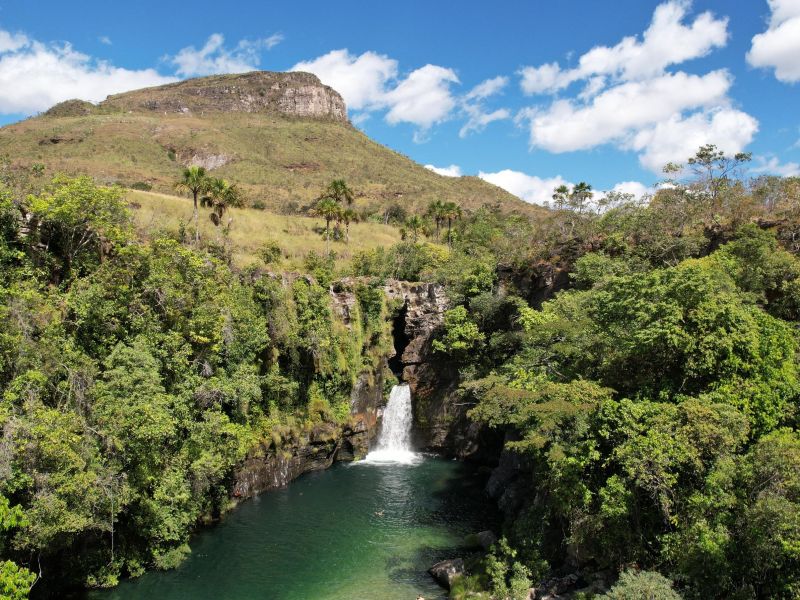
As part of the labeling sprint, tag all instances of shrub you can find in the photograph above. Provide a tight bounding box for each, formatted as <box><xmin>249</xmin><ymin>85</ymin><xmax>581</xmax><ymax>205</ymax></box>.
<box><xmin>602</xmin><ymin>570</ymin><xmax>682</xmax><ymax>600</ymax></box>
<box><xmin>258</xmin><ymin>240</ymin><xmax>283</xmax><ymax>265</ymax></box>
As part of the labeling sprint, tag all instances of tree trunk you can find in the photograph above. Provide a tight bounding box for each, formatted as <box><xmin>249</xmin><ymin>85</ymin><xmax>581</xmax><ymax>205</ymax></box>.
<box><xmin>193</xmin><ymin>191</ymin><xmax>199</xmax><ymax>245</ymax></box>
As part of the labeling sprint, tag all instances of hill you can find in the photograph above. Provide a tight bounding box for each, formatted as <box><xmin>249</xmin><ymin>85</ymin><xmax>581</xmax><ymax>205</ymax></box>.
<box><xmin>0</xmin><ymin>71</ymin><xmax>539</xmax><ymax>217</ymax></box>
<box><xmin>127</xmin><ymin>189</ymin><xmax>404</xmax><ymax>268</ymax></box>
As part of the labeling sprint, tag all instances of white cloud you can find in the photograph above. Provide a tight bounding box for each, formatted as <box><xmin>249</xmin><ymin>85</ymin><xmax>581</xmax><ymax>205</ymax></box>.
<box><xmin>626</xmin><ymin>107</ymin><xmax>758</xmax><ymax>172</ymax></box>
<box><xmin>478</xmin><ymin>169</ymin><xmax>572</xmax><ymax>205</ymax></box>
<box><xmin>515</xmin><ymin>1</ymin><xmax>756</xmax><ymax>173</ymax></box>
<box><xmin>0</xmin><ymin>30</ymin><xmax>28</xmax><ymax>53</ymax></box>
<box><xmin>747</xmin><ymin>0</ymin><xmax>800</xmax><ymax>83</ymax></box>
<box><xmin>425</xmin><ymin>164</ymin><xmax>462</xmax><ymax>177</ymax></box>
<box><xmin>465</xmin><ymin>75</ymin><xmax>508</xmax><ymax>100</ymax></box>
<box><xmin>520</xmin><ymin>0</ymin><xmax>728</xmax><ymax>95</ymax></box>
<box><xmin>98</xmin><ymin>36</ymin><xmax>112</xmax><ymax>46</ymax></box>
<box><xmin>293</xmin><ymin>51</ymin><xmax>459</xmax><ymax>134</ymax></box>
<box><xmin>603</xmin><ymin>180</ymin><xmax>652</xmax><ymax>200</ymax></box>
<box><xmin>0</xmin><ymin>30</ymin><xmax>176</xmax><ymax>114</ymax></box>
<box><xmin>459</xmin><ymin>106</ymin><xmax>510</xmax><ymax>138</ymax></box>
<box><xmin>383</xmin><ymin>64</ymin><xmax>459</xmax><ymax>129</ymax></box>
<box><xmin>168</xmin><ymin>33</ymin><xmax>282</xmax><ymax>77</ymax></box>
<box><xmin>292</xmin><ymin>49</ymin><xmax>397</xmax><ymax>111</ymax></box>
<box><xmin>263</xmin><ymin>33</ymin><xmax>284</xmax><ymax>50</ymax></box>
<box><xmin>751</xmin><ymin>154</ymin><xmax>800</xmax><ymax>177</ymax></box>
<box><xmin>525</xmin><ymin>70</ymin><xmax>732</xmax><ymax>153</ymax></box>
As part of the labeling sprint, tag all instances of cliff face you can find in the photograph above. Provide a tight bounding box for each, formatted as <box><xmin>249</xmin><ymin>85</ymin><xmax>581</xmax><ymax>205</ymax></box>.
<box><xmin>231</xmin><ymin>368</ymin><xmax>384</xmax><ymax>500</ymax></box>
<box><xmin>99</xmin><ymin>71</ymin><xmax>348</xmax><ymax>122</ymax></box>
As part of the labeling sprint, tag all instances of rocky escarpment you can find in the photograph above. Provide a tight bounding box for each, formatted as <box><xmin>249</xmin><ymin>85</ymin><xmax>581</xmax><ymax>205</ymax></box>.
<box><xmin>380</xmin><ymin>281</ymin><xmax>501</xmax><ymax>460</ymax></box>
<box><xmin>82</xmin><ymin>71</ymin><xmax>348</xmax><ymax>122</ymax></box>
<box><xmin>231</xmin><ymin>368</ymin><xmax>384</xmax><ymax>500</ymax></box>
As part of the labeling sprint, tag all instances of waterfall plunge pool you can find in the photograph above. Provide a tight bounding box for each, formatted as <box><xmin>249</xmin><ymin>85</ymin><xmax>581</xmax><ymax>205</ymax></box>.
<box><xmin>87</xmin><ymin>385</ymin><xmax>496</xmax><ymax>600</ymax></box>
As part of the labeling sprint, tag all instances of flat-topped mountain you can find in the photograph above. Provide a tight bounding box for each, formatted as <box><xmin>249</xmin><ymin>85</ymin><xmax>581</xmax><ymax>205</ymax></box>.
<box><xmin>0</xmin><ymin>71</ymin><xmax>539</xmax><ymax>216</ymax></box>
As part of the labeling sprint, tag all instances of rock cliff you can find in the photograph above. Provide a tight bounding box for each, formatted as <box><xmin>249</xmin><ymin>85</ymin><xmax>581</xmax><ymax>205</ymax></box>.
<box><xmin>96</xmin><ymin>71</ymin><xmax>348</xmax><ymax>122</ymax></box>
<box><xmin>231</xmin><ymin>368</ymin><xmax>384</xmax><ymax>500</ymax></box>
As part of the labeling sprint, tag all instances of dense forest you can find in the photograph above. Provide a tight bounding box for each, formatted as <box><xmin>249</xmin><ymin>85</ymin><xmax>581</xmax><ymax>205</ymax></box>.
<box><xmin>2</xmin><ymin>145</ymin><xmax>800</xmax><ymax>599</ymax></box>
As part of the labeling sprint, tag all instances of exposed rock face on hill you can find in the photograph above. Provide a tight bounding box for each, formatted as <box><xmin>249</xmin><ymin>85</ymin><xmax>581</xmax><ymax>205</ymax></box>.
<box><xmin>101</xmin><ymin>71</ymin><xmax>348</xmax><ymax>121</ymax></box>
<box><xmin>1</xmin><ymin>71</ymin><xmax>539</xmax><ymax>216</ymax></box>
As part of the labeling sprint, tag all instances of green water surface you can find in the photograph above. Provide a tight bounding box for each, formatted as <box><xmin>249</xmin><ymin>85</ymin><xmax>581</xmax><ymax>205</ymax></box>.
<box><xmin>90</xmin><ymin>457</ymin><xmax>492</xmax><ymax>600</ymax></box>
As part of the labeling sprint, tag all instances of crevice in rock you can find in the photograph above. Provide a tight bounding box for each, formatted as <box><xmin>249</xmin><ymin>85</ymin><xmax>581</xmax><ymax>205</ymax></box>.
<box><xmin>388</xmin><ymin>301</ymin><xmax>411</xmax><ymax>380</ymax></box>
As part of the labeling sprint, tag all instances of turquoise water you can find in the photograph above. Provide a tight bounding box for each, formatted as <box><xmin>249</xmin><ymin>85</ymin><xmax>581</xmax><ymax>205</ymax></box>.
<box><xmin>89</xmin><ymin>457</ymin><xmax>493</xmax><ymax>600</ymax></box>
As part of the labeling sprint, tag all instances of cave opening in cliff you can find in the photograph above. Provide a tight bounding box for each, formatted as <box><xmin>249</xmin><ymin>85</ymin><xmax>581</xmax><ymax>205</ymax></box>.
<box><xmin>388</xmin><ymin>302</ymin><xmax>411</xmax><ymax>379</ymax></box>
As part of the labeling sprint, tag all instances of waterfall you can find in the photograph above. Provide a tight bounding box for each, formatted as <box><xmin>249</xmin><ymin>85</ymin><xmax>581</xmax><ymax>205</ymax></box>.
<box><xmin>364</xmin><ymin>384</ymin><xmax>419</xmax><ymax>464</ymax></box>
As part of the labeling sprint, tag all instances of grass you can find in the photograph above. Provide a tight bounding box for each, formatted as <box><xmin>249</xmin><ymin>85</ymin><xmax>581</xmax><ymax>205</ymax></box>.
<box><xmin>128</xmin><ymin>189</ymin><xmax>405</xmax><ymax>269</ymax></box>
<box><xmin>0</xmin><ymin>107</ymin><xmax>544</xmax><ymax>219</ymax></box>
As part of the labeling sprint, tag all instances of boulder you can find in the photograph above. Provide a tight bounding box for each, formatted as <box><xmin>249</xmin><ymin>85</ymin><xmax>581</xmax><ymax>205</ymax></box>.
<box><xmin>428</xmin><ymin>558</ymin><xmax>465</xmax><ymax>589</ymax></box>
<box><xmin>476</xmin><ymin>530</ymin><xmax>498</xmax><ymax>550</ymax></box>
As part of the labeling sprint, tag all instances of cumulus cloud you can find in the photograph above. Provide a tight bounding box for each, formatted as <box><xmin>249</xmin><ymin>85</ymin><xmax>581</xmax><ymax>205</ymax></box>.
<box><xmin>98</xmin><ymin>36</ymin><xmax>112</xmax><ymax>46</ymax></box>
<box><xmin>626</xmin><ymin>108</ymin><xmax>758</xmax><ymax>172</ymax></box>
<box><xmin>520</xmin><ymin>1</ymin><xmax>727</xmax><ymax>95</ymax></box>
<box><xmin>751</xmin><ymin>154</ymin><xmax>800</xmax><ymax>177</ymax></box>
<box><xmin>0</xmin><ymin>29</ymin><xmax>175</xmax><ymax>114</ymax></box>
<box><xmin>459</xmin><ymin>75</ymin><xmax>511</xmax><ymax>138</ymax></box>
<box><xmin>168</xmin><ymin>33</ymin><xmax>282</xmax><ymax>77</ymax></box>
<box><xmin>747</xmin><ymin>0</ymin><xmax>800</xmax><ymax>83</ymax></box>
<box><xmin>460</xmin><ymin>106</ymin><xmax>510</xmax><ymax>138</ymax></box>
<box><xmin>425</xmin><ymin>164</ymin><xmax>462</xmax><ymax>177</ymax></box>
<box><xmin>383</xmin><ymin>64</ymin><xmax>460</xmax><ymax>129</ymax></box>
<box><xmin>478</xmin><ymin>169</ymin><xmax>573</xmax><ymax>205</ymax></box>
<box><xmin>465</xmin><ymin>75</ymin><xmax>508</xmax><ymax>100</ymax></box>
<box><xmin>525</xmin><ymin>70</ymin><xmax>732</xmax><ymax>153</ymax></box>
<box><xmin>292</xmin><ymin>49</ymin><xmax>398</xmax><ymax>111</ymax></box>
<box><xmin>293</xmin><ymin>50</ymin><xmax>460</xmax><ymax>135</ymax></box>
<box><xmin>516</xmin><ymin>1</ymin><xmax>755</xmax><ymax>173</ymax></box>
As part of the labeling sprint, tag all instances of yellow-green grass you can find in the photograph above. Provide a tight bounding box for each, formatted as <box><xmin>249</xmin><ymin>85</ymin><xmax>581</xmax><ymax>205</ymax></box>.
<box><xmin>128</xmin><ymin>190</ymin><xmax>404</xmax><ymax>269</ymax></box>
<box><xmin>0</xmin><ymin>109</ymin><xmax>545</xmax><ymax>219</ymax></box>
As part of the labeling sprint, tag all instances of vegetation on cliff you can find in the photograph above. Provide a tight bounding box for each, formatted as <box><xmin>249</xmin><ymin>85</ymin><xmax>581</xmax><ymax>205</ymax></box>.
<box><xmin>0</xmin><ymin>170</ymin><xmax>394</xmax><ymax>594</ymax></box>
<box><xmin>2</xmin><ymin>137</ymin><xmax>800</xmax><ymax>600</ymax></box>
<box><xmin>423</xmin><ymin>147</ymin><xmax>800</xmax><ymax>599</ymax></box>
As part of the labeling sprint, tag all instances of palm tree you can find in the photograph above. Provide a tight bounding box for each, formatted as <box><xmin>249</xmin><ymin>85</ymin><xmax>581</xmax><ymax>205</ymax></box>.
<box><xmin>324</xmin><ymin>179</ymin><xmax>355</xmax><ymax>206</ymax></box>
<box><xmin>175</xmin><ymin>166</ymin><xmax>209</xmax><ymax>244</ymax></box>
<box><xmin>426</xmin><ymin>200</ymin><xmax>446</xmax><ymax>241</ymax></box>
<box><xmin>314</xmin><ymin>197</ymin><xmax>341</xmax><ymax>250</ymax></box>
<box><xmin>203</xmin><ymin>178</ymin><xmax>243</xmax><ymax>229</ymax></box>
<box><xmin>552</xmin><ymin>184</ymin><xmax>570</xmax><ymax>210</ymax></box>
<box><xmin>569</xmin><ymin>182</ymin><xmax>593</xmax><ymax>214</ymax></box>
<box><xmin>339</xmin><ymin>207</ymin><xmax>359</xmax><ymax>243</ymax></box>
<box><xmin>441</xmin><ymin>201</ymin><xmax>461</xmax><ymax>247</ymax></box>
<box><xmin>406</xmin><ymin>215</ymin><xmax>423</xmax><ymax>242</ymax></box>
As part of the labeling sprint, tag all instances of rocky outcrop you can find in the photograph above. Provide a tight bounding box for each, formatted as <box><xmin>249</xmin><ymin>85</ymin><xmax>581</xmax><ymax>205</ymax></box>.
<box><xmin>101</xmin><ymin>71</ymin><xmax>348</xmax><ymax>122</ymax></box>
<box><xmin>382</xmin><ymin>280</ymin><xmax>449</xmax><ymax>373</ymax></box>
<box><xmin>230</xmin><ymin>368</ymin><xmax>384</xmax><ymax>501</ymax></box>
<box><xmin>429</xmin><ymin>558</ymin><xmax>465</xmax><ymax>589</ymax></box>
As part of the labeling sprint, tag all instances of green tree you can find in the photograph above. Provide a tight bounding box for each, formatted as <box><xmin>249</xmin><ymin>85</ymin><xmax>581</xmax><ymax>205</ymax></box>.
<box><xmin>405</xmin><ymin>215</ymin><xmax>423</xmax><ymax>242</ymax></box>
<box><xmin>426</xmin><ymin>200</ymin><xmax>446</xmax><ymax>241</ymax></box>
<box><xmin>569</xmin><ymin>181</ymin><xmax>593</xmax><ymax>214</ymax></box>
<box><xmin>175</xmin><ymin>166</ymin><xmax>209</xmax><ymax>244</ymax></box>
<box><xmin>441</xmin><ymin>201</ymin><xmax>462</xmax><ymax>247</ymax></box>
<box><xmin>0</xmin><ymin>496</ymin><xmax>36</xmax><ymax>600</ymax></box>
<box><xmin>322</xmin><ymin>179</ymin><xmax>354</xmax><ymax>206</ymax></box>
<box><xmin>28</xmin><ymin>175</ymin><xmax>131</xmax><ymax>281</ymax></box>
<box><xmin>339</xmin><ymin>207</ymin><xmax>358</xmax><ymax>243</ymax></box>
<box><xmin>202</xmin><ymin>177</ymin><xmax>243</xmax><ymax>229</ymax></box>
<box><xmin>313</xmin><ymin>198</ymin><xmax>342</xmax><ymax>249</ymax></box>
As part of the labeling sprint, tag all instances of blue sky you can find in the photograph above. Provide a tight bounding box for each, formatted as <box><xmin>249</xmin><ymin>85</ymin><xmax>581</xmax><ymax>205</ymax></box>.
<box><xmin>0</xmin><ymin>0</ymin><xmax>798</xmax><ymax>203</ymax></box>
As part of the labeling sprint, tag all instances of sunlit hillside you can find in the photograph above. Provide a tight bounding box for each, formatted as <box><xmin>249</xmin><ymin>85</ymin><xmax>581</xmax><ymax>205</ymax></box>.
<box><xmin>128</xmin><ymin>189</ymin><xmax>407</xmax><ymax>268</ymax></box>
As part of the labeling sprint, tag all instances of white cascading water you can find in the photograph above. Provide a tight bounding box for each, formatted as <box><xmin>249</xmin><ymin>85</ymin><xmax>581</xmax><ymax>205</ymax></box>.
<box><xmin>364</xmin><ymin>384</ymin><xmax>419</xmax><ymax>464</ymax></box>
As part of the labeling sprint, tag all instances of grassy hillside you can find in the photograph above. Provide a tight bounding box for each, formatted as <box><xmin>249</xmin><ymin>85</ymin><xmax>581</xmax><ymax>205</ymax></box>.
<box><xmin>0</xmin><ymin>104</ymin><xmax>540</xmax><ymax>217</ymax></box>
<box><xmin>128</xmin><ymin>189</ymin><xmax>406</xmax><ymax>268</ymax></box>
